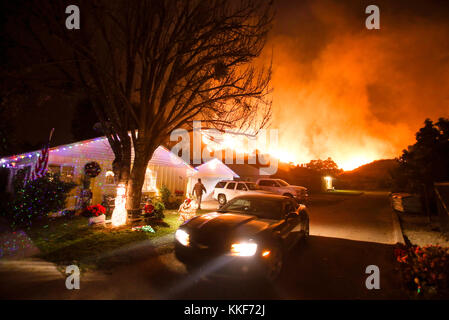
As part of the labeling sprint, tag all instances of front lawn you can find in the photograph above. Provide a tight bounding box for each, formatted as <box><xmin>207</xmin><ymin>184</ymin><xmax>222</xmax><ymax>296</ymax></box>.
<box><xmin>27</xmin><ymin>211</ymin><xmax>184</xmax><ymax>271</ymax></box>
<box><xmin>325</xmin><ymin>189</ymin><xmax>364</xmax><ymax>196</ymax></box>
<box><xmin>26</xmin><ymin>208</ymin><xmax>215</xmax><ymax>272</ymax></box>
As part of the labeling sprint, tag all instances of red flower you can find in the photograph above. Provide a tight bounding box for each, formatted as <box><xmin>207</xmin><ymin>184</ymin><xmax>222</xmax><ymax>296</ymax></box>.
<box><xmin>86</xmin><ymin>204</ymin><xmax>106</xmax><ymax>217</ymax></box>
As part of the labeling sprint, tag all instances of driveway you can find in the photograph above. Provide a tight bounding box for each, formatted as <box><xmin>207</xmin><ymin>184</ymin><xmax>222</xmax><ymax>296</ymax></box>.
<box><xmin>0</xmin><ymin>191</ymin><xmax>406</xmax><ymax>299</ymax></box>
<box><xmin>309</xmin><ymin>191</ymin><xmax>403</xmax><ymax>244</ymax></box>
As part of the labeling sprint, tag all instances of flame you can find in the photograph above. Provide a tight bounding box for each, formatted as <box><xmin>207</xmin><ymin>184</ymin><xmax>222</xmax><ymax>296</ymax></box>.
<box><xmin>201</xmin><ymin>130</ymin><xmax>376</xmax><ymax>171</ymax></box>
<box><xmin>267</xmin><ymin>148</ymin><xmax>298</xmax><ymax>165</ymax></box>
<box><xmin>270</xmin><ymin>148</ymin><xmax>375</xmax><ymax>170</ymax></box>
<box><xmin>338</xmin><ymin>156</ymin><xmax>376</xmax><ymax>171</ymax></box>
<box><xmin>111</xmin><ymin>184</ymin><xmax>127</xmax><ymax>227</ymax></box>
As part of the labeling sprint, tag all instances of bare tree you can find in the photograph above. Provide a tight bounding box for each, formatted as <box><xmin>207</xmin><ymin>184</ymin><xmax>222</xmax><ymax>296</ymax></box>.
<box><xmin>26</xmin><ymin>0</ymin><xmax>273</xmax><ymax>215</ymax></box>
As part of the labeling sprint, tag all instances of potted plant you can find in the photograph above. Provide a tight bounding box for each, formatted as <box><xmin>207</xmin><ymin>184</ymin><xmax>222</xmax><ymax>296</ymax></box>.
<box><xmin>84</xmin><ymin>204</ymin><xmax>106</xmax><ymax>225</ymax></box>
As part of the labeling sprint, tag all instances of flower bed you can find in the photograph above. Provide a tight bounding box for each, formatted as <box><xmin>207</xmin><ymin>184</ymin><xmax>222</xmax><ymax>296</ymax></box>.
<box><xmin>84</xmin><ymin>204</ymin><xmax>106</xmax><ymax>217</ymax></box>
<box><xmin>395</xmin><ymin>243</ymin><xmax>449</xmax><ymax>298</ymax></box>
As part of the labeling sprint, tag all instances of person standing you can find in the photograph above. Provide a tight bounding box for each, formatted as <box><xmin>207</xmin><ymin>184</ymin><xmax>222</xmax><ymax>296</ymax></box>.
<box><xmin>192</xmin><ymin>178</ymin><xmax>207</xmax><ymax>210</ymax></box>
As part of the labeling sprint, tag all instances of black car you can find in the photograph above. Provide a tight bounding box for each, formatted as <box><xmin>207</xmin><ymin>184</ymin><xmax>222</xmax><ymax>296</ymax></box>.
<box><xmin>175</xmin><ymin>194</ymin><xmax>310</xmax><ymax>280</ymax></box>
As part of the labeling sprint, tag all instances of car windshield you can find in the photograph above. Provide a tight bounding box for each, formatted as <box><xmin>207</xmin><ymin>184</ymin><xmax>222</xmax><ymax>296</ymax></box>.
<box><xmin>218</xmin><ymin>197</ymin><xmax>283</xmax><ymax>220</ymax></box>
<box><xmin>277</xmin><ymin>179</ymin><xmax>289</xmax><ymax>186</ymax></box>
<box><xmin>246</xmin><ymin>183</ymin><xmax>258</xmax><ymax>190</ymax></box>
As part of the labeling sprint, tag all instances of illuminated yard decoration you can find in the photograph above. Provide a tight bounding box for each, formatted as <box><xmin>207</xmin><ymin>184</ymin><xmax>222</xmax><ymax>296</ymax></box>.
<box><xmin>324</xmin><ymin>176</ymin><xmax>333</xmax><ymax>190</ymax></box>
<box><xmin>111</xmin><ymin>184</ymin><xmax>127</xmax><ymax>227</ymax></box>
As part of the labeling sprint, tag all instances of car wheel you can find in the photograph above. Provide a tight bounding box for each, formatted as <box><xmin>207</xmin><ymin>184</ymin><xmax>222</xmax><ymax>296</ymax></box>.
<box><xmin>218</xmin><ymin>194</ymin><xmax>227</xmax><ymax>205</ymax></box>
<box><xmin>303</xmin><ymin>220</ymin><xmax>309</xmax><ymax>239</ymax></box>
<box><xmin>264</xmin><ymin>244</ymin><xmax>283</xmax><ymax>281</ymax></box>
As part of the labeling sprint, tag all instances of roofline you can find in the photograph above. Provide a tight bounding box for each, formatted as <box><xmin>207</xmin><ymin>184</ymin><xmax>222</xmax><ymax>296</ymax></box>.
<box><xmin>196</xmin><ymin>158</ymin><xmax>240</xmax><ymax>178</ymax></box>
<box><xmin>0</xmin><ymin>135</ymin><xmax>108</xmax><ymax>161</ymax></box>
<box><xmin>0</xmin><ymin>136</ymin><xmax>109</xmax><ymax>164</ymax></box>
<box><xmin>157</xmin><ymin>145</ymin><xmax>197</xmax><ymax>172</ymax></box>
<box><xmin>1</xmin><ymin>136</ymin><xmax>197</xmax><ymax>172</ymax></box>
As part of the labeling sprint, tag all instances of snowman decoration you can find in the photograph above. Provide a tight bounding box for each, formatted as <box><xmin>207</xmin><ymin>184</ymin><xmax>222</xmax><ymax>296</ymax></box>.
<box><xmin>111</xmin><ymin>184</ymin><xmax>127</xmax><ymax>226</ymax></box>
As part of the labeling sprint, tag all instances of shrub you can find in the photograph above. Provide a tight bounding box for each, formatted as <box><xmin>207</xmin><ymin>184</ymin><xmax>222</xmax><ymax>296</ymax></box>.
<box><xmin>10</xmin><ymin>172</ymin><xmax>76</xmax><ymax>227</ymax></box>
<box><xmin>395</xmin><ymin>243</ymin><xmax>449</xmax><ymax>298</ymax></box>
<box><xmin>167</xmin><ymin>198</ymin><xmax>183</xmax><ymax>210</ymax></box>
<box><xmin>158</xmin><ymin>185</ymin><xmax>184</xmax><ymax>209</ymax></box>
<box><xmin>160</xmin><ymin>185</ymin><xmax>171</xmax><ymax>207</ymax></box>
<box><xmin>153</xmin><ymin>200</ymin><xmax>165</xmax><ymax>220</ymax></box>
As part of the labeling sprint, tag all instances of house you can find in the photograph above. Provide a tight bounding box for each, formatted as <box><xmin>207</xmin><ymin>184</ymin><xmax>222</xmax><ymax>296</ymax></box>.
<box><xmin>1</xmin><ymin>136</ymin><xmax>197</xmax><ymax>209</ymax></box>
<box><xmin>1</xmin><ymin>133</ymin><xmax>275</xmax><ymax>208</ymax></box>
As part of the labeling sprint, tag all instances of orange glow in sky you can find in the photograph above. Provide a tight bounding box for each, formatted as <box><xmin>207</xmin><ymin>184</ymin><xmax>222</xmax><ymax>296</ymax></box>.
<box><xmin>202</xmin><ymin>130</ymin><xmax>378</xmax><ymax>171</ymax></box>
<box><xmin>268</xmin><ymin>147</ymin><xmax>378</xmax><ymax>171</ymax></box>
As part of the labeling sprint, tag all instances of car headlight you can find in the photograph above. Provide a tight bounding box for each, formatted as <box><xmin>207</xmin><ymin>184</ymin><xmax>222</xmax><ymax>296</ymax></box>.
<box><xmin>175</xmin><ymin>229</ymin><xmax>190</xmax><ymax>246</ymax></box>
<box><xmin>230</xmin><ymin>242</ymin><xmax>258</xmax><ymax>256</ymax></box>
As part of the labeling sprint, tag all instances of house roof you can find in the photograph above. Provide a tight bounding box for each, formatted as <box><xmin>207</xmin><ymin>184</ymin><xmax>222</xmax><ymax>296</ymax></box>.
<box><xmin>193</xmin><ymin>158</ymin><xmax>239</xmax><ymax>178</ymax></box>
<box><xmin>0</xmin><ymin>136</ymin><xmax>196</xmax><ymax>172</ymax></box>
<box><xmin>227</xmin><ymin>163</ymin><xmax>264</xmax><ymax>177</ymax></box>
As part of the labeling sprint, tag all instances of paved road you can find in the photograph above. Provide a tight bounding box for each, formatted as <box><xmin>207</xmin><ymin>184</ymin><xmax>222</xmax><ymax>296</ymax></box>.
<box><xmin>309</xmin><ymin>191</ymin><xmax>402</xmax><ymax>244</ymax></box>
<box><xmin>0</xmin><ymin>192</ymin><xmax>406</xmax><ymax>299</ymax></box>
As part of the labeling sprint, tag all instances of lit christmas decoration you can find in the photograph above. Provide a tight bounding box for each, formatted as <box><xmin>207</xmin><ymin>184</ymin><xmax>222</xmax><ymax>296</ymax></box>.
<box><xmin>132</xmin><ymin>225</ymin><xmax>155</xmax><ymax>233</ymax></box>
<box><xmin>111</xmin><ymin>183</ymin><xmax>127</xmax><ymax>227</ymax></box>
<box><xmin>105</xmin><ymin>170</ymin><xmax>114</xmax><ymax>177</ymax></box>
<box><xmin>324</xmin><ymin>176</ymin><xmax>333</xmax><ymax>190</ymax></box>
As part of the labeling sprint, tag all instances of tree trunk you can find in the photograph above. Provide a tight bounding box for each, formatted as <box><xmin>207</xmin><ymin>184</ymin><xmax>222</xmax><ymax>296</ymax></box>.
<box><xmin>126</xmin><ymin>155</ymin><xmax>147</xmax><ymax>219</ymax></box>
<box><xmin>126</xmin><ymin>141</ymin><xmax>157</xmax><ymax>221</ymax></box>
<box><xmin>111</xmin><ymin>134</ymin><xmax>132</xmax><ymax>185</ymax></box>
<box><xmin>119</xmin><ymin>144</ymin><xmax>131</xmax><ymax>184</ymax></box>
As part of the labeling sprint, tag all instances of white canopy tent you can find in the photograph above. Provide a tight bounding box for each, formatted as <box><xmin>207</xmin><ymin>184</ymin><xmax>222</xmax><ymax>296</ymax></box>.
<box><xmin>187</xmin><ymin>158</ymin><xmax>239</xmax><ymax>200</ymax></box>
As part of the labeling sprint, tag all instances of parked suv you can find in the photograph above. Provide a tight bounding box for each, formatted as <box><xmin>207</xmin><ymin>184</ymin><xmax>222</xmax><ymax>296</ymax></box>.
<box><xmin>255</xmin><ymin>178</ymin><xmax>308</xmax><ymax>203</ymax></box>
<box><xmin>213</xmin><ymin>180</ymin><xmax>270</xmax><ymax>205</ymax></box>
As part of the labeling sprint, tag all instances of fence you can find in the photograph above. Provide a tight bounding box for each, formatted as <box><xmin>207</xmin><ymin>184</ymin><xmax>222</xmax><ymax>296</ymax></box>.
<box><xmin>434</xmin><ymin>182</ymin><xmax>449</xmax><ymax>233</ymax></box>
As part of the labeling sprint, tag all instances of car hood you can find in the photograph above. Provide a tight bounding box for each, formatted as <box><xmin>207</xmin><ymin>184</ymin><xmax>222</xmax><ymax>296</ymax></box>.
<box><xmin>184</xmin><ymin>213</ymin><xmax>275</xmax><ymax>247</ymax></box>
<box><xmin>249</xmin><ymin>189</ymin><xmax>274</xmax><ymax>194</ymax></box>
<box><xmin>288</xmin><ymin>185</ymin><xmax>307</xmax><ymax>192</ymax></box>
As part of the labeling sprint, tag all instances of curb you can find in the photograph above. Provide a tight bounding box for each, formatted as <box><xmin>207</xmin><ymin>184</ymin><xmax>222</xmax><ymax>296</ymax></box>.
<box><xmin>391</xmin><ymin>209</ymin><xmax>405</xmax><ymax>245</ymax></box>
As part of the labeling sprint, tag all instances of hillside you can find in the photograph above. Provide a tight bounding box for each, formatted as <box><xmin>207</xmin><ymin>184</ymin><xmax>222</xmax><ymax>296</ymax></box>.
<box><xmin>336</xmin><ymin>159</ymin><xmax>398</xmax><ymax>190</ymax></box>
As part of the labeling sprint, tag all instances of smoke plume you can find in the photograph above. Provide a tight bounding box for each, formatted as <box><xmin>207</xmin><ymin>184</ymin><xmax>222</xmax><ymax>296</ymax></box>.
<box><xmin>267</xmin><ymin>0</ymin><xmax>449</xmax><ymax>170</ymax></box>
